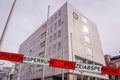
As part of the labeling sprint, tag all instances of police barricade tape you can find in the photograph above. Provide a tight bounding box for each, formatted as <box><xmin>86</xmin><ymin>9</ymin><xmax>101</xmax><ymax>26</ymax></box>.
<box><xmin>75</xmin><ymin>63</ymin><xmax>102</xmax><ymax>74</ymax></box>
<box><xmin>49</xmin><ymin>58</ymin><xmax>76</xmax><ymax>70</ymax></box>
<box><xmin>24</xmin><ymin>56</ymin><xmax>49</xmax><ymax>65</ymax></box>
<box><xmin>0</xmin><ymin>51</ymin><xmax>120</xmax><ymax>76</ymax></box>
<box><xmin>0</xmin><ymin>51</ymin><xmax>24</xmax><ymax>62</ymax></box>
<box><xmin>101</xmin><ymin>66</ymin><xmax>120</xmax><ymax>76</ymax></box>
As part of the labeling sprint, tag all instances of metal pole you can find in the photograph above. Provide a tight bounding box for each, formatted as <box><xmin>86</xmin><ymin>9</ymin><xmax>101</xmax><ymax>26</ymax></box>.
<box><xmin>42</xmin><ymin>5</ymin><xmax>50</xmax><ymax>80</ymax></box>
<box><xmin>62</xmin><ymin>14</ymin><xmax>64</xmax><ymax>80</ymax></box>
<box><xmin>80</xmin><ymin>71</ymin><xmax>83</xmax><ymax>80</ymax></box>
<box><xmin>0</xmin><ymin>0</ymin><xmax>16</xmax><ymax>50</ymax></box>
<box><xmin>72</xmin><ymin>12</ymin><xmax>75</xmax><ymax>80</ymax></box>
<box><xmin>71</xmin><ymin>33</ymin><xmax>75</xmax><ymax>80</ymax></box>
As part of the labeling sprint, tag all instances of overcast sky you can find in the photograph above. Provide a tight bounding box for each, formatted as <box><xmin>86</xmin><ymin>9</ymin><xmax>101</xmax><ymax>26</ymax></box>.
<box><xmin>0</xmin><ymin>0</ymin><xmax>120</xmax><ymax>67</ymax></box>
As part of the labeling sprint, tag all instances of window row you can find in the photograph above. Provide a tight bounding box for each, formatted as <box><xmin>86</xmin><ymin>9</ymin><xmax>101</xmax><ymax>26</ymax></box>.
<box><xmin>48</xmin><ymin>19</ymin><xmax>62</xmax><ymax>33</ymax></box>
<box><xmin>29</xmin><ymin>41</ymin><xmax>46</xmax><ymax>54</ymax></box>
<box><xmin>48</xmin><ymin>29</ymin><xmax>62</xmax><ymax>43</ymax></box>
<box><xmin>48</xmin><ymin>9</ymin><xmax>62</xmax><ymax>24</ymax></box>
<box><xmin>48</xmin><ymin>41</ymin><xmax>62</xmax><ymax>54</ymax></box>
<box><xmin>83</xmin><ymin>25</ymin><xmax>91</xmax><ymax>44</ymax></box>
<box><xmin>75</xmin><ymin>57</ymin><xmax>102</xmax><ymax>65</ymax></box>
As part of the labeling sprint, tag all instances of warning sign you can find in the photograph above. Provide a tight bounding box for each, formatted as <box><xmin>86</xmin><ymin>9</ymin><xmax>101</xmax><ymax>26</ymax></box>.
<box><xmin>0</xmin><ymin>51</ymin><xmax>24</xmax><ymax>62</ymax></box>
<box><xmin>49</xmin><ymin>58</ymin><xmax>76</xmax><ymax>70</ymax></box>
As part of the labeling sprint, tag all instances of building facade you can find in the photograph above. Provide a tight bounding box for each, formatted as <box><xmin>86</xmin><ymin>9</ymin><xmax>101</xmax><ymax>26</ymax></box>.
<box><xmin>0</xmin><ymin>67</ymin><xmax>13</xmax><ymax>80</ymax></box>
<box><xmin>104</xmin><ymin>55</ymin><xmax>120</xmax><ymax>80</ymax></box>
<box><xmin>14</xmin><ymin>2</ymin><xmax>108</xmax><ymax>80</ymax></box>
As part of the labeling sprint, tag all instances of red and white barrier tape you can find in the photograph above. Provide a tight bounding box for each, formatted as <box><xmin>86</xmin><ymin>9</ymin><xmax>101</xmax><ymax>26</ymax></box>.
<box><xmin>0</xmin><ymin>51</ymin><xmax>120</xmax><ymax>76</ymax></box>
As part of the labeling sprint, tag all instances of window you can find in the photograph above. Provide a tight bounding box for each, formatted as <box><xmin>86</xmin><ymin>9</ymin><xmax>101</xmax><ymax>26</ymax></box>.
<box><xmin>48</xmin><ymin>19</ymin><xmax>51</xmax><ymax>25</ymax></box>
<box><xmin>29</xmin><ymin>50</ymin><xmax>32</xmax><ymax>53</ymax></box>
<box><xmin>38</xmin><ymin>69</ymin><xmax>42</xmax><ymax>72</ymax></box>
<box><xmin>42</xmin><ymin>24</ymin><xmax>47</xmax><ymax>30</ymax></box>
<box><xmin>41</xmin><ymin>31</ymin><xmax>46</xmax><ymax>39</ymax></box>
<box><xmin>50</xmin><ymin>26</ymin><xmax>53</xmax><ymax>32</ymax></box>
<box><xmin>54</xmin><ymin>22</ymin><xmax>57</xmax><ymax>30</ymax></box>
<box><xmin>48</xmin><ymin>28</ymin><xmax>50</xmax><ymax>34</ymax></box>
<box><xmin>58</xmin><ymin>41</ymin><xmax>61</xmax><ymax>51</ymax></box>
<box><xmin>39</xmin><ymin>51</ymin><xmax>44</xmax><ymax>56</ymax></box>
<box><xmin>53</xmin><ymin>33</ymin><xmax>57</xmax><ymax>40</ymax></box>
<box><xmin>86</xmin><ymin>47</ymin><xmax>93</xmax><ymax>56</ymax></box>
<box><xmin>58</xmin><ymin>10</ymin><xmax>61</xmax><ymax>16</ymax></box>
<box><xmin>49</xmin><ymin>36</ymin><xmax>52</xmax><ymax>42</ymax></box>
<box><xmin>37</xmin><ymin>65</ymin><xmax>41</xmax><ymax>67</ymax></box>
<box><xmin>58</xmin><ymin>30</ymin><xmax>61</xmax><ymax>37</ymax></box>
<box><xmin>58</xmin><ymin>19</ymin><xmax>61</xmax><ymax>26</ymax></box>
<box><xmin>51</xmin><ymin>17</ymin><xmax>54</xmax><ymax>23</ymax></box>
<box><xmin>54</xmin><ymin>13</ymin><xmax>57</xmax><ymax>20</ymax></box>
<box><xmin>84</xmin><ymin>36</ymin><xmax>91</xmax><ymax>44</ymax></box>
<box><xmin>50</xmin><ymin>47</ymin><xmax>53</xmax><ymax>54</ymax></box>
<box><xmin>53</xmin><ymin>44</ymin><xmax>56</xmax><ymax>53</ymax></box>
<box><xmin>40</xmin><ymin>41</ymin><xmax>45</xmax><ymax>47</ymax></box>
<box><xmin>83</xmin><ymin>25</ymin><xmax>89</xmax><ymax>33</ymax></box>
<box><xmin>87</xmin><ymin>60</ymin><xmax>93</xmax><ymax>64</ymax></box>
<box><xmin>82</xmin><ymin>17</ymin><xmax>87</xmax><ymax>24</ymax></box>
<box><xmin>75</xmin><ymin>58</ymin><xmax>86</xmax><ymax>63</ymax></box>
<box><xmin>77</xmin><ymin>59</ymin><xmax>83</xmax><ymax>63</ymax></box>
<box><xmin>49</xmin><ymin>47</ymin><xmax>52</xmax><ymax>54</ymax></box>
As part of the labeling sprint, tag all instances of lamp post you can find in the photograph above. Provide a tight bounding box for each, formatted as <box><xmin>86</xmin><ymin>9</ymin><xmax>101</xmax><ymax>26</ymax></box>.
<box><xmin>42</xmin><ymin>5</ymin><xmax>50</xmax><ymax>80</ymax></box>
<box><xmin>0</xmin><ymin>0</ymin><xmax>16</xmax><ymax>50</ymax></box>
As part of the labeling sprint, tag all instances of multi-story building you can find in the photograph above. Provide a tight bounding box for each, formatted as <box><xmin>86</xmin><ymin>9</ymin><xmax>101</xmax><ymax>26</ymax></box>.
<box><xmin>14</xmin><ymin>2</ymin><xmax>108</xmax><ymax>80</ymax></box>
<box><xmin>104</xmin><ymin>55</ymin><xmax>120</xmax><ymax>80</ymax></box>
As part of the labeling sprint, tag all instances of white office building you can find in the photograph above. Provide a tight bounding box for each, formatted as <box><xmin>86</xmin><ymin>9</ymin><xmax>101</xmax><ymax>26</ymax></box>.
<box><xmin>12</xmin><ymin>2</ymin><xmax>108</xmax><ymax>80</ymax></box>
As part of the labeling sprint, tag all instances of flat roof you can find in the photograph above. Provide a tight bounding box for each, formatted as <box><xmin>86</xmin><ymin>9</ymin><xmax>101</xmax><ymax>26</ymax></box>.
<box><xmin>111</xmin><ymin>55</ymin><xmax>120</xmax><ymax>60</ymax></box>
